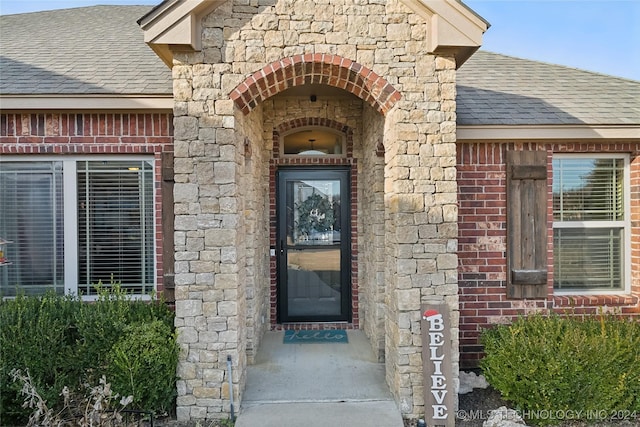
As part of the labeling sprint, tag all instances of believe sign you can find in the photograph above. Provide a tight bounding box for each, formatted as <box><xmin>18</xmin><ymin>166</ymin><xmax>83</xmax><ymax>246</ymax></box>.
<box><xmin>421</xmin><ymin>303</ymin><xmax>455</xmax><ymax>426</ymax></box>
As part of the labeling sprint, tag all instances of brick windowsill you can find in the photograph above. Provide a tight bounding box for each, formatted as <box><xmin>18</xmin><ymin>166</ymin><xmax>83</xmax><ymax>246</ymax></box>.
<box><xmin>553</xmin><ymin>294</ymin><xmax>639</xmax><ymax>307</ymax></box>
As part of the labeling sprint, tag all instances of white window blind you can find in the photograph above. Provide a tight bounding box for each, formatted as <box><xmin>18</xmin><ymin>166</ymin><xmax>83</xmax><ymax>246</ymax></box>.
<box><xmin>77</xmin><ymin>161</ymin><xmax>154</xmax><ymax>295</ymax></box>
<box><xmin>0</xmin><ymin>162</ymin><xmax>65</xmax><ymax>296</ymax></box>
<box><xmin>552</xmin><ymin>157</ymin><xmax>627</xmax><ymax>291</ymax></box>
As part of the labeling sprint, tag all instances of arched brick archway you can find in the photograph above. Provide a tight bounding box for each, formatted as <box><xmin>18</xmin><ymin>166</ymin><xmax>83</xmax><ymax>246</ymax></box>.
<box><xmin>230</xmin><ymin>54</ymin><xmax>401</xmax><ymax>115</ymax></box>
<box><xmin>275</xmin><ymin>117</ymin><xmax>351</xmax><ymax>136</ymax></box>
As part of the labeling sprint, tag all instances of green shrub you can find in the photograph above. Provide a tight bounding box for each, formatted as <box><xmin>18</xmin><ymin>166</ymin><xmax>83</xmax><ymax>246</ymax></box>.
<box><xmin>480</xmin><ymin>313</ymin><xmax>640</xmax><ymax>425</ymax></box>
<box><xmin>107</xmin><ymin>320</ymin><xmax>179</xmax><ymax>414</ymax></box>
<box><xmin>0</xmin><ymin>289</ymin><xmax>176</xmax><ymax>426</ymax></box>
<box><xmin>74</xmin><ymin>285</ymin><xmax>174</xmax><ymax>386</ymax></box>
<box><xmin>0</xmin><ymin>293</ymin><xmax>79</xmax><ymax>423</ymax></box>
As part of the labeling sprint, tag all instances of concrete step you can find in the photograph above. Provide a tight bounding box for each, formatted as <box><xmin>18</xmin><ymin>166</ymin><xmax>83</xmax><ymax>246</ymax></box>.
<box><xmin>235</xmin><ymin>400</ymin><xmax>404</xmax><ymax>427</ymax></box>
<box><xmin>237</xmin><ymin>331</ymin><xmax>404</xmax><ymax>427</ymax></box>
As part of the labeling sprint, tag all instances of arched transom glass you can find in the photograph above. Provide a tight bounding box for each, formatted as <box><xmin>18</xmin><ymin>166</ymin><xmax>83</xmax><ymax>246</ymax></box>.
<box><xmin>282</xmin><ymin>127</ymin><xmax>346</xmax><ymax>157</ymax></box>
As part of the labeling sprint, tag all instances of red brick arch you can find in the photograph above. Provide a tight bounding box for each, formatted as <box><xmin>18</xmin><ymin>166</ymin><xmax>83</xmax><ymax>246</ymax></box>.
<box><xmin>230</xmin><ymin>54</ymin><xmax>401</xmax><ymax>115</ymax></box>
<box><xmin>275</xmin><ymin>117</ymin><xmax>351</xmax><ymax>136</ymax></box>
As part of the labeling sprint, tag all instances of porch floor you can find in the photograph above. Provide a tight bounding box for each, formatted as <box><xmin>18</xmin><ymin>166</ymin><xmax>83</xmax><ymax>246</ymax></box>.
<box><xmin>235</xmin><ymin>330</ymin><xmax>404</xmax><ymax>427</ymax></box>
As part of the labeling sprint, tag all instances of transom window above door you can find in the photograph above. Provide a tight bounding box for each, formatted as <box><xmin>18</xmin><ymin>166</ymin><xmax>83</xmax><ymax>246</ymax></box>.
<box><xmin>282</xmin><ymin>127</ymin><xmax>346</xmax><ymax>157</ymax></box>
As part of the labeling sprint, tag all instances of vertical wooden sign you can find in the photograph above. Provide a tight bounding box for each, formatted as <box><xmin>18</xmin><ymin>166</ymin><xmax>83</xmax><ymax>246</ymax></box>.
<box><xmin>421</xmin><ymin>303</ymin><xmax>455</xmax><ymax>426</ymax></box>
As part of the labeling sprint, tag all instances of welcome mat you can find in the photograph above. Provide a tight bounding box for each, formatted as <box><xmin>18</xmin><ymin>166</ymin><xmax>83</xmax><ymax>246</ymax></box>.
<box><xmin>283</xmin><ymin>329</ymin><xmax>348</xmax><ymax>344</ymax></box>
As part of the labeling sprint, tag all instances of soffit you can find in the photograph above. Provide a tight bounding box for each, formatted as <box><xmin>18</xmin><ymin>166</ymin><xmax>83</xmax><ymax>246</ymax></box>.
<box><xmin>0</xmin><ymin>95</ymin><xmax>174</xmax><ymax>111</ymax></box>
<box><xmin>458</xmin><ymin>125</ymin><xmax>640</xmax><ymax>141</ymax></box>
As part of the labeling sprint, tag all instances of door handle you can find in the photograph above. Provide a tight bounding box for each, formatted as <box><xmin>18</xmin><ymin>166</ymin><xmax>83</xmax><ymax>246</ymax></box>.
<box><xmin>280</xmin><ymin>240</ymin><xmax>284</xmax><ymax>255</ymax></box>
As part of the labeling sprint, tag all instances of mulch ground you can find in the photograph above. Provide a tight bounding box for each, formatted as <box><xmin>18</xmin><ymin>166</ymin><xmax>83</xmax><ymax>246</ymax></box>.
<box><xmin>402</xmin><ymin>386</ymin><xmax>640</xmax><ymax>427</ymax></box>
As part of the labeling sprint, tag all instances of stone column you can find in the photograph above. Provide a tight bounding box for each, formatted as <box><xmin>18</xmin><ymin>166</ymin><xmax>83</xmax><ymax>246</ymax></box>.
<box><xmin>383</xmin><ymin>55</ymin><xmax>459</xmax><ymax>419</ymax></box>
<box><xmin>172</xmin><ymin>58</ymin><xmax>247</xmax><ymax>421</ymax></box>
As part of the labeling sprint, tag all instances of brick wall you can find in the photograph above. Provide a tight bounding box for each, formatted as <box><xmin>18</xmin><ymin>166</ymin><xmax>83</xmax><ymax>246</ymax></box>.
<box><xmin>0</xmin><ymin>112</ymin><xmax>174</xmax><ymax>295</ymax></box>
<box><xmin>0</xmin><ymin>112</ymin><xmax>171</xmax><ymax>146</ymax></box>
<box><xmin>457</xmin><ymin>141</ymin><xmax>640</xmax><ymax>368</ymax></box>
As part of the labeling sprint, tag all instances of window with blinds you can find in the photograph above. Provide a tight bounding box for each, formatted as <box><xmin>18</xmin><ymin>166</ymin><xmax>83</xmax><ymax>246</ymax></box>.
<box><xmin>0</xmin><ymin>162</ymin><xmax>65</xmax><ymax>296</ymax></box>
<box><xmin>77</xmin><ymin>161</ymin><xmax>154</xmax><ymax>295</ymax></box>
<box><xmin>0</xmin><ymin>158</ymin><xmax>155</xmax><ymax>297</ymax></box>
<box><xmin>552</xmin><ymin>156</ymin><xmax>628</xmax><ymax>291</ymax></box>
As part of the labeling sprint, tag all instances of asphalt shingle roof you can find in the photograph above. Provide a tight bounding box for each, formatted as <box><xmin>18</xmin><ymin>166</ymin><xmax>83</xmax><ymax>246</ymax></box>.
<box><xmin>0</xmin><ymin>5</ymin><xmax>172</xmax><ymax>95</ymax></box>
<box><xmin>458</xmin><ymin>51</ymin><xmax>640</xmax><ymax>125</ymax></box>
<box><xmin>1</xmin><ymin>6</ymin><xmax>639</xmax><ymax>127</ymax></box>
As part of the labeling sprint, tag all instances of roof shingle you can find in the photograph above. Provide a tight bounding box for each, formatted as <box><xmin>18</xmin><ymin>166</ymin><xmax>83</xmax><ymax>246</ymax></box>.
<box><xmin>1</xmin><ymin>6</ymin><xmax>639</xmax><ymax>127</ymax></box>
<box><xmin>0</xmin><ymin>6</ymin><xmax>172</xmax><ymax>95</ymax></box>
<box><xmin>457</xmin><ymin>51</ymin><xmax>640</xmax><ymax>125</ymax></box>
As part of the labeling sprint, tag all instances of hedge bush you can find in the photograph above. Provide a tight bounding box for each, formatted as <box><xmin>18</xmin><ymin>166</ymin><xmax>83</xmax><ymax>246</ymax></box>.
<box><xmin>0</xmin><ymin>288</ymin><xmax>176</xmax><ymax>426</ymax></box>
<box><xmin>107</xmin><ymin>320</ymin><xmax>178</xmax><ymax>414</ymax></box>
<box><xmin>0</xmin><ymin>293</ymin><xmax>79</xmax><ymax>423</ymax></box>
<box><xmin>480</xmin><ymin>313</ymin><xmax>640</xmax><ymax>425</ymax></box>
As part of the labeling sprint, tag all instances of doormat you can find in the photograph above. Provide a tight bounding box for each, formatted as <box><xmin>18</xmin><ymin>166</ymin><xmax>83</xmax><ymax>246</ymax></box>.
<box><xmin>283</xmin><ymin>329</ymin><xmax>348</xmax><ymax>344</ymax></box>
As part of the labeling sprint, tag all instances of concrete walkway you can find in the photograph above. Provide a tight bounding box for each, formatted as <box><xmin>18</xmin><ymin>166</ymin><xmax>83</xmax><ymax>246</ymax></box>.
<box><xmin>235</xmin><ymin>330</ymin><xmax>404</xmax><ymax>427</ymax></box>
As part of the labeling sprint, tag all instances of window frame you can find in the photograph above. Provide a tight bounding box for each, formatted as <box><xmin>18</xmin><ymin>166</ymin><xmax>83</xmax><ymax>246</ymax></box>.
<box><xmin>280</xmin><ymin>126</ymin><xmax>347</xmax><ymax>158</ymax></box>
<box><xmin>0</xmin><ymin>155</ymin><xmax>156</xmax><ymax>300</ymax></box>
<box><xmin>552</xmin><ymin>153</ymin><xmax>631</xmax><ymax>295</ymax></box>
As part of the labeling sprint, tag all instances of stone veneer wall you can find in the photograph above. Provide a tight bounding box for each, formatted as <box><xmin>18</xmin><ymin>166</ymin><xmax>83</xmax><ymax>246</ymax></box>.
<box><xmin>361</xmin><ymin>105</ymin><xmax>387</xmax><ymax>361</ymax></box>
<box><xmin>382</xmin><ymin>55</ymin><xmax>459</xmax><ymax>415</ymax></box>
<box><xmin>172</xmin><ymin>56</ymin><xmax>248</xmax><ymax>418</ymax></box>
<box><xmin>171</xmin><ymin>0</ymin><xmax>459</xmax><ymax>420</ymax></box>
<box><xmin>233</xmin><ymin>104</ymin><xmax>271</xmax><ymax>369</ymax></box>
<box><xmin>236</xmin><ymin>104</ymin><xmax>270</xmax><ymax>364</ymax></box>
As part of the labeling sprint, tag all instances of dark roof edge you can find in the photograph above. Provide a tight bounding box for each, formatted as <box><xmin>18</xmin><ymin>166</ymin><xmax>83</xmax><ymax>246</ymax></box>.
<box><xmin>458</xmin><ymin>0</ymin><xmax>491</xmax><ymax>29</ymax></box>
<box><xmin>137</xmin><ymin>0</ymin><xmax>176</xmax><ymax>25</ymax></box>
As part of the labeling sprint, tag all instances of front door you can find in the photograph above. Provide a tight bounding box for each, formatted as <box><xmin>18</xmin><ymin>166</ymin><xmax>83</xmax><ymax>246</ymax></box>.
<box><xmin>277</xmin><ymin>168</ymin><xmax>351</xmax><ymax>323</ymax></box>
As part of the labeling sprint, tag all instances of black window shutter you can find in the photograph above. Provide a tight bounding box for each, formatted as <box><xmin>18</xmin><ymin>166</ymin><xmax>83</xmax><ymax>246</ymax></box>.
<box><xmin>506</xmin><ymin>150</ymin><xmax>548</xmax><ymax>299</ymax></box>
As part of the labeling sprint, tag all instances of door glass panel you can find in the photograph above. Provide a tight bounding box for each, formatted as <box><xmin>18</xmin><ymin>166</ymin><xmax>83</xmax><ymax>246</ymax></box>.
<box><xmin>287</xmin><ymin>248</ymin><xmax>341</xmax><ymax>316</ymax></box>
<box><xmin>284</xmin><ymin>177</ymin><xmax>344</xmax><ymax>319</ymax></box>
<box><xmin>287</xmin><ymin>180</ymin><xmax>341</xmax><ymax>246</ymax></box>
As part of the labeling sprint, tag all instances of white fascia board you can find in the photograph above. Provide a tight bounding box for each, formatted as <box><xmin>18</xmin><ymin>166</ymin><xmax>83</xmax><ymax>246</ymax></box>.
<box><xmin>140</xmin><ymin>0</ymin><xmax>203</xmax><ymax>45</ymax></box>
<box><xmin>425</xmin><ymin>0</ymin><xmax>487</xmax><ymax>50</ymax></box>
<box><xmin>139</xmin><ymin>0</ymin><xmax>224</xmax><ymax>66</ymax></box>
<box><xmin>0</xmin><ymin>96</ymin><xmax>174</xmax><ymax>111</ymax></box>
<box><xmin>401</xmin><ymin>0</ymin><xmax>488</xmax><ymax>60</ymax></box>
<box><xmin>457</xmin><ymin>125</ymin><xmax>640</xmax><ymax>141</ymax></box>
<box><xmin>151</xmin><ymin>14</ymin><xmax>195</xmax><ymax>47</ymax></box>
